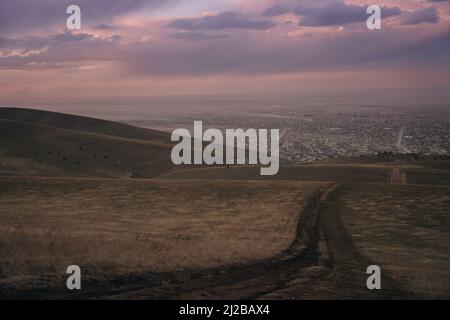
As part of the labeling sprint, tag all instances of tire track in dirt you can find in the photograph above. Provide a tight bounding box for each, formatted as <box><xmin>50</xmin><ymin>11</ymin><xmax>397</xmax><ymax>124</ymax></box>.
<box><xmin>275</xmin><ymin>184</ymin><xmax>419</xmax><ymax>300</ymax></box>
<box><xmin>0</xmin><ymin>185</ymin><xmax>329</xmax><ymax>300</ymax></box>
<box><xmin>96</xmin><ymin>185</ymin><xmax>346</xmax><ymax>299</ymax></box>
<box><xmin>1</xmin><ymin>183</ymin><xmax>416</xmax><ymax>299</ymax></box>
<box><xmin>97</xmin><ymin>185</ymin><xmax>337</xmax><ymax>300</ymax></box>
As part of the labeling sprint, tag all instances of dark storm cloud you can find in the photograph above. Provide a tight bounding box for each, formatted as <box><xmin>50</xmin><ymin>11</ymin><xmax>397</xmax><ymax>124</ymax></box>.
<box><xmin>398</xmin><ymin>7</ymin><xmax>439</xmax><ymax>25</ymax></box>
<box><xmin>0</xmin><ymin>0</ymin><xmax>175</xmax><ymax>36</ymax></box>
<box><xmin>167</xmin><ymin>11</ymin><xmax>275</xmax><ymax>31</ymax></box>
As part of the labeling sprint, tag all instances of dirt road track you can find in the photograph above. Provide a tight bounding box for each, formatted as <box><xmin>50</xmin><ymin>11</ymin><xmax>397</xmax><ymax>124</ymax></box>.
<box><xmin>98</xmin><ymin>187</ymin><xmax>330</xmax><ymax>299</ymax></box>
<box><xmin>1</xmin><ymin>184</ymin><xmax>417</xmax><ymax>299</ymax></box>
<box><xmin>102</xmin><ymin>183</ymin><xmax>417</xmax><ymax>300</ymax></box>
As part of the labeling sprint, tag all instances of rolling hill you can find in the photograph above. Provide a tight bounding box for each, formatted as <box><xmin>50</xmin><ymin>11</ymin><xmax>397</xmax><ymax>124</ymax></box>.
<box><xmin>0</xmin><ymin>108</ymin><xmax>174</xmax><ymax>178</ymax></box>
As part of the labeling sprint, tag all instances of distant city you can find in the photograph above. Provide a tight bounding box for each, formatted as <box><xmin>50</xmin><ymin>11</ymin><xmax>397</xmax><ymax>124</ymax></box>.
<box><xmin>29</xmin><ymin>95</ymin><xmax>450</xmax><ymax>163</ymax></box>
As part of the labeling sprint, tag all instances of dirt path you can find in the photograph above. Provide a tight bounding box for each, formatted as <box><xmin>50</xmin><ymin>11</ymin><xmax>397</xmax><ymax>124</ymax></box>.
<box><xmin>282</xmin><ymin>185</ymin><xmax>417</xmax><ymax>299</ymax></box>
<box><xmin>0</xmin><ymin>186</ymin><xmax>326</xmax><ymax>300</ymax></box>
<box><xmin>99</xmin><ymin>183</ymin><xmax>415</xmax><ymax>300</ymax></box>
<box><xmin>97</xmin><ymin>187</ymin><xmax>330</xmax><ymax>300</ymax></box>
<box><xmin>1</xmin><ymin>183</ymin><xmax>416</xmax><ymax>299</ymax></box>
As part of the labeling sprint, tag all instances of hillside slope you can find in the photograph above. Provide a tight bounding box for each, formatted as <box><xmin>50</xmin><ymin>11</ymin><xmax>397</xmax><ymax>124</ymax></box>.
<box><xmin>0</xmin><ymin>108</ymin><xmax>174</xmax><ymax>178</ymax></box>
<box><xmin>0</xmin><ymin>108</ymin><xmax>169</xmax><ymax>142</ymax></box>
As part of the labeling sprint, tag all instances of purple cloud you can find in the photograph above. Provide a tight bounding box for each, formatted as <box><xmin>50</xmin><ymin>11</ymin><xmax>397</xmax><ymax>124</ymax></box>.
<box><xmin>399</xmin><ymin>7</ymin><xmax>439</xmax><ymax>25</ymax></box>
<box><xmin>120</xmin><ymin>26</ymin><xmax>450</xmax><ymax>77</ymax></box>
<box><xmin>0</xmin><ymin>31</ymin><xmax>121</xmax><ymax>70</ymax></box>
<box><xmin>261</xmin><ymin>1</ymin><xmax>402</xmax><ymax>27</ymax></box>
<box><xmin>93</xmin><ymin>23</ymin><xmax>118</xmax><ymax>30</ymax></box>
<box><xmin>167</xmin><ymin>11</ymin><xmax>275</xmax><ymax>31</ymax></box>
<box><xmin>262</xmin><ymin>5</ymin><xmax>291</xmax><ymax>17</ymax></box>
<box><xmin>0</xmin><ymin>0</ymin><xmax>449</xmax><ymax>79</ymax></box>
<box><xmin>0</xmin><ymin>0</ymin><xmax>174</xmax><ymax>36</ymax></box>
<box><xmin>293</xmin><ymin>1</ymin><xmax>401</xmax><ymax>27</ymax></box>
<box><xmin>168</xmin><ymin>31</ymin><xmax>231</xmax><ymax>41</ymax></box>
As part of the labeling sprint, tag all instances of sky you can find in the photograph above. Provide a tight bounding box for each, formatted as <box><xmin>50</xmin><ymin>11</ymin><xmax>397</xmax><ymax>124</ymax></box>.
<box><xmin>0</xmin><ymin>0</ymin><xmax>449</xmax><ymax>105</ymax></box>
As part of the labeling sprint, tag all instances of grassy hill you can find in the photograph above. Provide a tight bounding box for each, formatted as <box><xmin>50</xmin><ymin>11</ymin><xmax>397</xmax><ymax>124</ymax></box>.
<box><xmin>0</xmin><ymin>108</ymin><xmax>174</xmax><ymax>178</ymax></box>
<box><xmin>0</xmin><ymin>108</ymin><xmax>168</xmax><ymax>142</ymax></box>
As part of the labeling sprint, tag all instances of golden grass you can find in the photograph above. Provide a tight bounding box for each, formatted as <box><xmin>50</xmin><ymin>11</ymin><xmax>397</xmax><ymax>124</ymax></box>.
<box><xmin>0</xmin><ymin>152</ymin><xmax>66</xmax><ymax>176</ymax></box>
<box><xmin>337</xmin><ymin>184</ymin><xmax>450</xmax><ymax>298</ymax></box>
<box><xmin>0</xmin><ymin>176</ymin><xmax>328</xmax><ymax>290</ymax></box>
<box><xmin>158</xmin><ymin>165</ymin><xmax>390</xmax><ymax>183</ymax></box>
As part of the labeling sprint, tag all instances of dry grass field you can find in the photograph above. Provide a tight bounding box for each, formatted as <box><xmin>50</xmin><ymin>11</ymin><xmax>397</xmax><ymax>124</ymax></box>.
<box><xmin>159</xmin><ymin>163</ymin><xmax>450</xmax><ymax>186</ymax></box>
<box><xmin>159</xmin><ymin>165</ymin><xmax>391</xmax><ymax>183</ymax></box>
<box><xmin>327</xmin><ymin>184</ymin><xmax>450</xmax><ymax>298</ymax></box>
<box><xmin>1</xmin><ymin>108</ymin><xmax>449</xmax><ymax>299</ymax></box>
<box><xmin>0</xmin><ymin>176</ymin><xmax>328</xmax><ymax>293</ymax></box>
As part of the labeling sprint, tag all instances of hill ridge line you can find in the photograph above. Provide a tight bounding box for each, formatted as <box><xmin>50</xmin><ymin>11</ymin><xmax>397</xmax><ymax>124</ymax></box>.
<box><xmin>0</xmin><ymin>118</ymin><xmax>173</xmax><ymax>149</ymax></box>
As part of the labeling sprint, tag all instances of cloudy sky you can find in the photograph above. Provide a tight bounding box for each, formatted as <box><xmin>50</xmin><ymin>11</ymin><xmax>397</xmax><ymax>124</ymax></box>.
<box><xmin>0</xmin><ymin>0</ymin><xmax>449</xmax><ymax>104</ymax></box>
